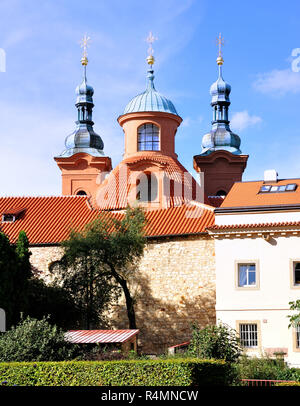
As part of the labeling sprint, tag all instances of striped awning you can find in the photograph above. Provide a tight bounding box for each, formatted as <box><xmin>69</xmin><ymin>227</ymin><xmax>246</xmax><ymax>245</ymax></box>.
<box><xmin>65</xmin><ymin>329</ymin><xmax>139</xmax><ymax>344</ymax></box>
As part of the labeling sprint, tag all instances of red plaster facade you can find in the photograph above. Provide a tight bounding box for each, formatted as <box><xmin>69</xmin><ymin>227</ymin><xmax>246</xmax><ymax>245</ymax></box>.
<box><xmin>55</xmin><ymin>153</ymin><xmax>112</xmax><ymax>198</ymax></box>
<box><xmin>193</xmin><ymin>150</ymin><xmax>248</xmax><ymax>196</ymax></box>
<box><xmin>118</xmin><ymin>111</ymin><xmax>182</xmax><ymax>160</ymax></box>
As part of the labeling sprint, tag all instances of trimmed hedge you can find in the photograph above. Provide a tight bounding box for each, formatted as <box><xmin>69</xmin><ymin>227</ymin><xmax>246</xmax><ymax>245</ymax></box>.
<box><xmin>0</xmin><ymin>358</ymin><xmax>232</xmax><ymax>386</ymax></box>
<box><xmin>275</xmin><ymin>382</ymin><xmax>300</xmax><ymax>386</ymax></box>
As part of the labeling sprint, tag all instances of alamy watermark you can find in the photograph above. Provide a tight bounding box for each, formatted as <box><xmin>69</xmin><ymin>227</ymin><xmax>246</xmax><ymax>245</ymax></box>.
<box><xmin>94</xmin><ymin>163</ymin><xmax>208</xmax><ymax>219</ymax></box>
<box><xmin>0</xmin><ymin>308</ymin><xmax>5</xmax><ymax>332</ymax></box>
<box><xmin>0</xmin><ymin>48</ymin><xmax>6</xmax><ymax>72</ymax></box>
<box><xmin>291</xmin><ymin>48</ymin><xmax>300</xmax><ymax>72</ymax></box>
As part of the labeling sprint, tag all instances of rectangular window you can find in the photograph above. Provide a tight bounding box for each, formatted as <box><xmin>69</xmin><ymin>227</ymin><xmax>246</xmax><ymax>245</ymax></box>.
<box><xmin>2</xmin><ymin>214</ymin><xmax>15</xmax><ymax>222</ymax></box>
<box><xmin>238</xmin><ymin>263</ymin><xmax>256</xmax><ymax>287</ymax></box>
<box><xmin>239</xmin><ymin>323</ymin><xmax>258</xmax><ymax>347</ymax></box>
<box><xmin>293</xmin><ymin>263</ymin><xmax>300</xmax><ymax>286</ymax></box>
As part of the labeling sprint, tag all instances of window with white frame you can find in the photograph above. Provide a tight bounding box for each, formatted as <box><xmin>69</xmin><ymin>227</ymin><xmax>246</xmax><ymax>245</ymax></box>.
<box><xmin>238</xmin><ymin>263</ymin><xmax>256</xmax><ymax>287</ymax></box>
<box><xmin>239</xmin><ymin>323</ymin><xmax>258</xmax><ymax>347</ymax></box>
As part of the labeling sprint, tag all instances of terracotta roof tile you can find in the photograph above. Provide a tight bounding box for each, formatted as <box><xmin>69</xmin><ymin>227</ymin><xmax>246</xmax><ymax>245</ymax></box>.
<box><xmin>0</xmin><ymin>196</ymin><xmax>215</xmax><ymax>245</ymax></box>
<box><xmin>221</xmin><ymin>179</ymin><xmax>300</xmax><ymax>208</ymax></box>
<box><xmin>208</xmin><ymin>221</ymin><xmax>300</xmax><ymax>231</ymax></box>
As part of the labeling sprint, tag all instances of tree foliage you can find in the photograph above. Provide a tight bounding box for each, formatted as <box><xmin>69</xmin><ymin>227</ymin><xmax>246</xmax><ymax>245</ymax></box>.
<box><xmin>27</xmin><ymin>278</ymin><xmax>82</xmax><ymax>329</ymax></box>
<box><xmin>188</xmin><ymin>322</ymin><xmax>243</xmax><ymax>363</ymax></box>
<box><xmin>287</xmin><ymin>300</ymin><xmax>300</xmax><ymax>328</ymax></box>
<box><xmin>0</xmin><ymin>316</ymin><xmax>77</xmax><ymax>362</ymax></box>
<box><xmin>52</xmin><ymin>206</ymin><xmax>146</xmax><ymax>329</ymax></box>
<box><xmin>0</xmin><ymin>231</ymin><xmax>34</xmax><ymax>327</ymax></box>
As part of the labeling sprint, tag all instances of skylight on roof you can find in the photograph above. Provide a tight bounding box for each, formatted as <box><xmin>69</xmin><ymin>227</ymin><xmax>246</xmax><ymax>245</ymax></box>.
<box><xmin>259</xmin><ymin>183</ymin><xmax>297</xmax><ymax>193</ymax></box>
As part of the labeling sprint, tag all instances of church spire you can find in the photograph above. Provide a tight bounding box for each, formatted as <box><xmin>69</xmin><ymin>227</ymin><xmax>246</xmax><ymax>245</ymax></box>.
<box><xmin>146</xmin><ymin>31</ymin><xmax>157</xmax><ymax>91</ymax></box>
<box><xmin>56</xmin><ymin>35</ymin><xmax>104</xmax><ymax>158</ymax></box>
<box><xmin>200</xmin><ymin>33</ymin><xmax>241</xmax><ymax>156</ymax></box>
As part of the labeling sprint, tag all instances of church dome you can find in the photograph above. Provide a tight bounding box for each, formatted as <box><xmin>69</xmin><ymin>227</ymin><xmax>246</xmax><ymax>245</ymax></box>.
<box><xmin>123</xmin><ymin>69</ymin><xmax>179</xmax><ymax>116</ymax></box>
<box><xmin>210</xmin><ymin>75</ymin><xmax>231</xmax><ymax>104</ymax></box>
<box><xmin>75</xmin><ymin>77</ymin><xmax>94</xmax><ymax>105</ymax></box>
<box><xmin>201</xmin><ymin>128</ymin><xmax>241</xmax><ymax>155</ymax></box>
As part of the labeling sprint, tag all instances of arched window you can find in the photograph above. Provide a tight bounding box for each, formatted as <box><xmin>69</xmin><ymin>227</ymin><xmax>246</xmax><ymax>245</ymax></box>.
<box><xmin>138</xmin><ymin>124</ymin><xmax>159</xmax><ymax>151</ymax></box>
<box><xmin>76</xmin><ymin>190</ymin><xmax>87</xmax><ymax>196</ymax></box>
<box><xmin>216</xmin><ymin>190</ymin><xmax>227</xmax><ymax>196</ymax></box>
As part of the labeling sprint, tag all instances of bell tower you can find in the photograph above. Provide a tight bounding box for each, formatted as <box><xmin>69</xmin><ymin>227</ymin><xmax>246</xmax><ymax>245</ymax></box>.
<box><xmin>193</xmin><ymin>34</ymin><xmax>248</xmax><ymax>197</ymax></box>
<box><xmin>54</xmin><ymin>35</ymin><xmax>111</xmax><ymax>199</ymax></box>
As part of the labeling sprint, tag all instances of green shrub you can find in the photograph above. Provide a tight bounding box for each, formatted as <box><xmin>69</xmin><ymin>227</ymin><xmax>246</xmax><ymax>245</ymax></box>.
<box><xmin>234</xmin><ymin>355</ymin><xmax>300</xmax><ymax>382</ymax></box>
<box><xmin>0</xmin><ymin>316</ymin><xmax>77</xmax><ymax>362</ymax></box>
<box><xmin>275</xmin><ymin>382</ymin><xmax>300</xmax><ymax>386</ymax></box>
<box><xmin>188</xmin><ymin>322</ymin><xmax>242</xmax><ymax>363</ymax></box>
<box><xmin>0</xmin><ymin>358</ymin><xmax>232</xmax><ymax>386</ymax></box>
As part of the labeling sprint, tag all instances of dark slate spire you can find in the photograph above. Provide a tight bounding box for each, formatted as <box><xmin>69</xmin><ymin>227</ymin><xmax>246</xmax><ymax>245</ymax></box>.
<box><xmin>200</xmin><ymin>34</ymin><xmax>242</xmax><ymax>156</ymax></box>
<box><xmin>56</xmin><ymin>35</ymin><xmax>104</xmax><ymax>158</ymax></box>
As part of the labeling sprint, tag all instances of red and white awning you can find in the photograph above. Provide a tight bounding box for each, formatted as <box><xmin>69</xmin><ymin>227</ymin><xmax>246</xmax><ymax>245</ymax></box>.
<box><xmin>65</xmin><ymin>329</ymin><xmax>139</xmax><ymax>344</ymax></box>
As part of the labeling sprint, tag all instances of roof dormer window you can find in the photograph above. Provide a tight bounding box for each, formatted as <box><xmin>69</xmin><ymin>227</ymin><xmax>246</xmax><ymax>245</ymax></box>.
<box><xmin>1</xmin><ymin>207</ymin><xmax>25</xmax><ymax>223</ymax></box>
<box><xmin>2</xmin><ymin>214</ymin><xmax>15</xmax><ymax>223</ymax></box>
<box><xmin>259</xmin><ymin>183</ymin><xmax>297</xmax><ymax>193</ymax></box>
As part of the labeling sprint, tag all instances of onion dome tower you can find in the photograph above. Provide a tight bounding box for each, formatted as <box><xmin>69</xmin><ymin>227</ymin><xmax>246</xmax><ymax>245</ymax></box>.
<box><xmin>118</xmin><ymin>32</ymin><xmax>182</xmax><ymax>160</ymax></box>
<box><xmin>55</xmin><ymin>35</ymin><xmax>112</xmax><ymax>198</ymax></box>
<box><xmin>193</xmin><ymin>34</ymin><xmax>248</xmax><ymax>198</ymax></box>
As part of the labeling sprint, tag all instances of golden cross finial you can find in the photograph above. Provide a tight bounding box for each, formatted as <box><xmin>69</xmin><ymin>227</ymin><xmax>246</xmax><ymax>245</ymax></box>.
<box><xmin>216</xmin><ymin>33</ymin><xmax>224</xmax><ymax>65</ymax></box>
<box><xmin>146</xmin><ymin>31</ymin><xmax>158</xmax><ymax>66</ymax></box>
<box><xmin>80</xmin><ymin>34</ymin><xmax>91</xmax><ymax>66</ymax></box>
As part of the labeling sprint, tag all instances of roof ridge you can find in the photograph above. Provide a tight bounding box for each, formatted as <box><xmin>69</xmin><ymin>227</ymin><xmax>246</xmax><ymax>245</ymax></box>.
<box><xmin>0</xmin><ymin>195</ymin><xmax>89</xmax><ymax>199</ymax></box>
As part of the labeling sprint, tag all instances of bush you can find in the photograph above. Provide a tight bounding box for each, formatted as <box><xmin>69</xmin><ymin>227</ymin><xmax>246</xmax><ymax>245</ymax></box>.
<box><xmin>234</xmin><ymin>355</ymin><xmax>300</xmax><ymax>382</ymax></box>
<box><xmin>0</xmin><ymin>358</ymin><xmax>233</xmax><ymax>386</ymax></box>
<box><xmin>0</xmin><ymin>316</ymin><xmax>77</xmax><ymax>362</ymax></box>
<box><xmin>188</xmin><ymin>322</ymin><xmax>242</xmax><ymax>363</ymax></box>
<box><xmin>275</xmin><ymin>382</ymin><xmax>300</xmax><ymax>386</ymax></box>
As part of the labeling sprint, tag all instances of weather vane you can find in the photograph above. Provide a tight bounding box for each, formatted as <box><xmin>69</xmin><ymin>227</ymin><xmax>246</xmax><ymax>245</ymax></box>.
<box><xmin>216</xmin><ymin>32</ymin><xmax>224</xmax><ymax>65</ymax></box>
<box><xmin>146</xmin><ymin>31</ymin><xmax>158</xmax><ymax>66</ymax></box>
<box><xmin>80</xmin><ymin>34</ymin><xmax>91</xmax><ymax>66</ymax></box>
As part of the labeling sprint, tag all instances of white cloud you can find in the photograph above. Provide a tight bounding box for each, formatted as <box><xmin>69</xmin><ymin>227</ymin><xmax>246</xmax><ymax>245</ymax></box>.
<box><xmin>230</xmin><ymin>110</ymin><xmax>262</xmax><ymax>132</ymax></box>
<box><xmin>253</xmin><ymin>68</ymin><xmax>300</xmax><ymax>95</ymax></box>
<box><xmin>181</xmin><ymin>115</ymin><xmax>203</xmax><ymax>128</ymax></box>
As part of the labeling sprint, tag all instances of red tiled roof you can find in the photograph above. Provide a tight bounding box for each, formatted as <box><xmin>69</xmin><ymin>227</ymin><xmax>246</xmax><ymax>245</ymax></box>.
<box><xmin>146</xmin><ymin>204</ymin><xmax>214</xmax><ymax>237</ymax></box>
<box><xmin>0</xmin><ymin>196</ymin><xmax>215</xmax><ymax>245</ymax></box>
<box><xmin>0</xmin><ymin>196</ymin><xmax>100</xmax><ymax>244</ymax></box>
<box><xmin>208</xmin><ymin>221</ymin><xmax>300</xmax><ymax>231</ymax></box>
<box><xmin>65</xmin><ymin>329</ymin><xmax>139</xmax><ymax>344</ymax></box>
<box><xmin>2</xmin><ymin>207</ymin><xmax>26</xmax><ymax>216</ymax></box>
<box><xmin>220</xmin><ymin>179</ymin><xmax>300</xmax><ymax>208</ymax></box>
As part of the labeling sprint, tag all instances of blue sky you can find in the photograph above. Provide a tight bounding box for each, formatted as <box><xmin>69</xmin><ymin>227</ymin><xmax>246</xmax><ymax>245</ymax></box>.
<box><xmin>1</xmin><ymin>0</ymin><xmax>300</xmax><ymax>195</ymax></box>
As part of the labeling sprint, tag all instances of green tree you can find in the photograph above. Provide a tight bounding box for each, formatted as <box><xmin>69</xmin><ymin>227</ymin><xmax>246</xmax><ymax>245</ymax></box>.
<box><xmin>0</xmin><ymin>232</ymin><xmax>18</xmax><ymax>327</ymax></box>
<box><xmin>27</xmin><ymin>278</ymin><xmax>81</xmax><ymax>329</ymax></box>
<box><xmin>0</xmin><ymin>231</ymin><xmax>34</xmax><ymax>327</ymax></box>
<box><xmin>14</xmin><ymin>231</ymin><xmax>33</xmax><ymax>319</ymax></box>
<box><xmin>287</xmin><ymin>300</ymin><xmax>300</xmax><ymax>328</ymax></box>
<box><xmin>0</xmin><ymin>316</ymin><xmax>77</xmax><ymax>362</ymax></box>
<box><xmin>52</xmin><ymin>206</ymin><xmax>146</xmax><ymax>329</ymax></box>
<box><xmin>188</xmin><ymin>322</ymin><xmax>243</xmax><ymax>363</ymax></box>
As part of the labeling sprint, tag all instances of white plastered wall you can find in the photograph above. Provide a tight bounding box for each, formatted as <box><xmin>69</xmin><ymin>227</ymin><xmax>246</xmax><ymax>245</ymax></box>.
<box><xmin>215</xmin><ymin>229</ymin><xmax>300</xmax><ymax>367</ymax></box>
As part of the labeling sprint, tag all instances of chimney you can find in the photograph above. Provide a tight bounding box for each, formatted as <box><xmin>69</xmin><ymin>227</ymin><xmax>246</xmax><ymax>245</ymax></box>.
<box><xmin>264</xmin><ymin>169</ymin><xmax>278</xmax><ymax>183</ymax></box>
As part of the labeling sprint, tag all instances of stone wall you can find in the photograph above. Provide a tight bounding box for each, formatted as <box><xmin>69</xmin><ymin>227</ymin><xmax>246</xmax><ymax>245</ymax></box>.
<box><xmin>29</xmin><ymin>234</ymin><xmax>216</xmax><ymax>354</ymax></box>
<box><xmin>30</xmin><ymin>245</ymin><xmax>64</xmax><ymax>284</ymax></box>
